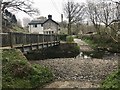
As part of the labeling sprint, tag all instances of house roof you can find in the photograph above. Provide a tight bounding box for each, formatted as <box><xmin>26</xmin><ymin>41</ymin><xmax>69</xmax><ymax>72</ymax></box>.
<box><xmin>43</xmin><ymin>19</ymin><xmax>59</xmax><ymax>25</ymax></box>
<box><xmin>28</xmin><ymin>20</ymin><xmax>45</xmax><ymax>25</ymax></box>
<box><xmin>28</xmin><ymin>15</ymin><xmax>59</xmax><ymax>25</ymax></box>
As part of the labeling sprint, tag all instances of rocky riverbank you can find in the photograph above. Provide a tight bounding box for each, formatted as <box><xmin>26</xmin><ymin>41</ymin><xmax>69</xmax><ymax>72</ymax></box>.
<box><xmin>29</xmin><ymin>39</ymin><xmax>119</xmax><ymax>88</ymax></box>
<box><xmin>30</xmin><ymin>57</ymin><xmax>118</xmax><ymax>88</ymax></box>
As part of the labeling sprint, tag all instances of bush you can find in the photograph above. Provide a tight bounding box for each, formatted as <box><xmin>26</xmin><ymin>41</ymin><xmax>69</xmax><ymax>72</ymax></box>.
<box><xmin>59</xmin><ymin>34</ymin><xmax>68</xmax><ymax>41</ymax></box>
<box><xmin>2</xmin><ymin>49</ymin><xmax>53</xmax><ymax>88</ymax></box>
<box><xmin>66</xmin><ymin>36</ymin><xmax>74</xmax><ymax>43</ymax></box>
<box><xmin>29</xmin><ymin>64</ymin><xmax>53</xmax><ymax>88</ymax></box>
<box><xmin>101</xmin><ymin>70</ymin><xmax>120</xmax><ymax>89</ymax></box>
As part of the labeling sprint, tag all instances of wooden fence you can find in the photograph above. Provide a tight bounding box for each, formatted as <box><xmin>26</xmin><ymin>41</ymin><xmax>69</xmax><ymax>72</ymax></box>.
<box><xmin>1</xmin><ymin>32</ymin><xmax>59</xmax><ymax>48</ymax></box>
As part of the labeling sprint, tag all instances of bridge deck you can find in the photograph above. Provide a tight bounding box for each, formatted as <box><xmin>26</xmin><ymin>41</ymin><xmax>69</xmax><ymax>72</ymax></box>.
<box><xmin>1</xmin><ymin>32</ymin><xmax>60</xmax><ymax>51</ymax></box>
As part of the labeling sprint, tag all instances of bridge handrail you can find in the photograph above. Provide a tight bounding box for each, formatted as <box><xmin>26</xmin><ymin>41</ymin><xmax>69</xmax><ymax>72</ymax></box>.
<box><xmin>1</xmin><ymin>32</ymin><xmax>59</xmax><ymax>48</ymax></box>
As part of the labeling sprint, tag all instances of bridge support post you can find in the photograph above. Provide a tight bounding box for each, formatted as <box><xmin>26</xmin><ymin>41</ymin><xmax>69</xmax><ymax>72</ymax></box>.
<box><xmin>9</xmin><ymin>32</ymin><xmax>14</xmax><ymax>48</ymax></box>
<box><xmin>53</xmin><ymin>34</ymin><xmax>55</xmax><ymax>46</ymax></box>
<box><xmin>37</xmin><ymin>34</ymin><xmax>39</xmax><ymax>50</ymax></box>
<box><xmin>50</xmin><ymin>34</ymin><xmax>53</xmax><ymax>46</ymax></box>
<box><xmin>42</xmin><ymin>34</ymin><xmax>44</xmax><ymax>48</ymax></box>
<box><xmin>22</xmin><ymin>33</ymin><xmax>25</xmax><ymax>52</ymax></box>
<box><xmin>30</xmin><ymin>34</ymin><xmax>33</xmax><ymax>51</ymax></box>
<box><xmin>47</xmin><ymin>42</ymin><xmax>48</xmax><ymax>47</ymax></box>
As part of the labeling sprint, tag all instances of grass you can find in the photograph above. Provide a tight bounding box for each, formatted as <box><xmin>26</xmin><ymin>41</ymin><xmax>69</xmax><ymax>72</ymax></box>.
<box><xmin>2</xmin><ymin>49</ymin><xmax>53</xmax><ymax>89</ymax></box>
<box><xmin>66</xmin><ymin>35</ymin><xmax>74</xmax><ymax>43</ymax></box>
<box><xmin>101</xmin><ymin>69</ymin><xmax>120</xmax><ymax>89</ymax></box>
<box><xmin>83</xmin><ymin>38</ymin><xmax>97</xmax><ymax>48</ymax></box>
<box><xmin>80</xmin><ymin>34</ymin><xmax>120</xmax><ymax>89</ymax></box>
<box><xmin>2</xmin><ymin>24</ymin><xmax>29</xmax><ymax>33</ymax></box>
<box><xmin>81</xmin><ymin>35</ymin><xmax>120</xmax><ymax>53</ymax></box>
<box><xmin>11</xmin><ymin>24</ymin><xmax>28</xmax><ymax>33</ymax></box>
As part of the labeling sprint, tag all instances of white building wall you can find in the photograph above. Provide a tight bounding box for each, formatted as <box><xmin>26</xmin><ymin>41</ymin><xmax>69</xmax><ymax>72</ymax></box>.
<box><xmin>29</xmin><ymin>24</ymin><xmax>43</xmax><ymax>34</ymax></box>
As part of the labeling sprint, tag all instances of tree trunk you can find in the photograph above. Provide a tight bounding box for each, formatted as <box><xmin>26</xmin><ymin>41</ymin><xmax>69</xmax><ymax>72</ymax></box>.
<box><xmin>68</xmin><ymin>23</ymin><xmax>71</xmax><ymax>35</ymax></box>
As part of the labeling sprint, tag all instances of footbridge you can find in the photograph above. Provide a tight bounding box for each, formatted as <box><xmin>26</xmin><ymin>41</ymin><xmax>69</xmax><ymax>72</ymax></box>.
<box><xmin>1</xmin><ymin>32</ymin><xmax>60</xmax><ymax>52</ymax></box>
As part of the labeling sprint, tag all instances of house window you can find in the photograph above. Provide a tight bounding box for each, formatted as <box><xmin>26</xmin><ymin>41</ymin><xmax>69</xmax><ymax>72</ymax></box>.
<box><xmin>49</xmin><ymin>31</ymin><xmax>51</xmax><ymax>34</ymax></box>
<box><xmin>33</xmin><ymin>24</ymin><xmax>37</xmax><ymax>28</ymax></box>
<box><xmin>52</xmin><ymin>31</ymin><xmax>54</xmax><ymax>34</ymax></box>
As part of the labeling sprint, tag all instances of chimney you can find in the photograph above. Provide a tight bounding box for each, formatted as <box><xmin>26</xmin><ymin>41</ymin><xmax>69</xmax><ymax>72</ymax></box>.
<box><xmin>61</xmin><ymin>14</ymin><xmax>63</xmax><ymax>22</ymax></box>
<box><xmin>48</xmin><ymin>15</ymin><xmax>52</xmax><ymax>19</ymax></box>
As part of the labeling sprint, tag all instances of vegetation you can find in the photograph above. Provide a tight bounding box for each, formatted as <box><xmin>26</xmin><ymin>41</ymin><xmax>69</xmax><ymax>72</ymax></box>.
<box><xmin>59</xmin><ymin>34</ymin><xmax>68</xmax><ymax>41</ymax></box>
<box><xmin>1</xmin><ymin>0</ymin><xmax>39</xmax><ymax>15</ymax></box>
<box><xmin>80</xmin><ymin>34</ymin><xmax>120</xmax><ymax>89</ymax></box>
<box><xmin>11</xmin><ymin>24</ymin><xmax>28</xmax><ymax>33</ymax></box>
<box><xmin>81</xmin><ymin>34</ymin><xmax>120</xmax><ymax>53</ymax></box>
<box><xmin>2</xmin><ymin>49</ymin><xmax>53</xmax><ymax>89</ymax></box>
<box><xmin>66</xmin><ymin>36</ymin><xmax>74</xmax><ymax>43</ymax></box>
<box><xmin>2</xmin><ymin>24</ymin><xmax>28</xmax><ymax>33</ymax></box>
<box><xmin>101</xmin><ymin>69</ymin><xmax>120</xmax><ymax>89</ymax></box>
<box><xmin>63</xmin><ymin>1</ymin><xmax>85</xmax><ymax>35</ymax></box>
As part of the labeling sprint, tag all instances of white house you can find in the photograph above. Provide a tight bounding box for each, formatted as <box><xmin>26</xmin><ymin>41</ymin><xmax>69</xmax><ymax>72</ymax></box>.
<box><xmin>28</xmin><ymin>15</ymin><xmax>59</xmax><ymax>34</ymax></box>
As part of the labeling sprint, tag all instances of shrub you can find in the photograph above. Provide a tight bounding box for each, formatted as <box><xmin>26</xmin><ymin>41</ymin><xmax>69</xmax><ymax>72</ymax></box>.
<box><xmin>101</xmin><ymin>70</ymin><xmax>120</xmax><ymax>89</ymax></box>
<box><xmin>59</xmin><ymin>34</ymin><xmax>68</xmax><ymax>41</ymax></box>
<box><xmin>66</xmin><ymin>36</ymin><xmax>74</xmax><ymax>43</ymax></box>
<box><xmin>2</xmin><ymin>49</ymin><xmax>53</xmax><ymax>88</ymax></box>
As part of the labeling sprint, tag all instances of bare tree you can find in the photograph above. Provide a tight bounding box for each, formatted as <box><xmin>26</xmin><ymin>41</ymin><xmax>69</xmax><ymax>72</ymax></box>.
<box><xmin>1</xmin><ymin>0</ymin><xmax>39</xmax><ymax>15</ymax></box>
<box><xmin>86</xmin><ymin>1</ymin><xmax>101</xmax><ymax>35</ymax></box>
<box><xmin>63</xmin><ymin>1</ymin><xmax>85</xmax><ymax>35</ymax></box>
<box><xmin>98</xmin><ymin>1</ymin><xmax>119</xmax><ymax>42</ymax></box>
<box><xmin>86</xmin><ymin>0</ymin><xmax>120</xmax><ymax>42</ymax></box>
<box><xmin>98</xmin><ymin>2</ymin><xmax>117</xmax><ymax>42</ymax></box>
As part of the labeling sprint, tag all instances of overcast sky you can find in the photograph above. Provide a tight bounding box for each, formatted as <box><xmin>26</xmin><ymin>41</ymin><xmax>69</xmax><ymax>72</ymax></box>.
<box><xmin>14</xmin><ymin>0</ymin><xmax>86</xmax><ymax>22</ymax></box>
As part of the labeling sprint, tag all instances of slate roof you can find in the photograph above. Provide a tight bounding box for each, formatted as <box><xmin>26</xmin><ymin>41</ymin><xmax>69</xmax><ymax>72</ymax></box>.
<box><xmin>43</xmin><ymin>19</ymin><xmax>59</xmax><ymax>25</ymax></box>
<box><xmin>28</xmin><ymin>17</ymin><xmax>59</xmax><ymax>25</ymax></box>
<box><xmin>28</xmin><ymin>20</ymin><xmax>45</xmax><ymax>25</ymax></box>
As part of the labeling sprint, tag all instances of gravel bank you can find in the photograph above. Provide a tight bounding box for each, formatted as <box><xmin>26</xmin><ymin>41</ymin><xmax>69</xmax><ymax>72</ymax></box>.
<box><xmin>30</xmin><ymin>39</ymin><xmax>119</xmax><ymax>88</ymax></box>
<box><xmin>30</xmin><ymin>57</ymin><xmax>118</xmax><ymax>88</ymax></box>
<box><xmin>30</xmin><ymin>58</ymin><xmax>118</xmax><ymax>81</ymax></box>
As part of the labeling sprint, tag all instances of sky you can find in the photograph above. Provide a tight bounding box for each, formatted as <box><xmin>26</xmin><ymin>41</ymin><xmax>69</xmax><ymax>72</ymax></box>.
<box><xmin>14</xmin><ymin>0</ymin><xmax>87</xmax><ymax>23</ymax></box>
<box><xmin>14</xmin><ymin>0</ymin><xmax>119</xmax><ymax>25</ymax></box>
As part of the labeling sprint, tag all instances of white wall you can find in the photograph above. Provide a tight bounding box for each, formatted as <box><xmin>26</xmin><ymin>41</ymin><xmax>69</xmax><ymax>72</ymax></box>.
<box><xmin>29</xmin><ymin>24</ymin><xmax>43</xmax><ymax>34</ymax></box>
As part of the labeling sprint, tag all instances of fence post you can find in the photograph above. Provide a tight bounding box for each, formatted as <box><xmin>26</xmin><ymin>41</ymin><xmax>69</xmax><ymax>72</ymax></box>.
<box><xmin>46</xmin><ymin>35</ymin><xmax>48</xmax><ymax>47</ymax></box>
<box><xmin>37</xmin><ymin>34</ymin><xmax>39</xmax><ymax>49</ymax></box>
<box><xmin>30</xmin><ymin>34</ymin><xmax>33</xmax><ymax>50</ymax></box>
<box><xmin>9</xmin><ymin>32</ymin><xmax>14</xmax><ymax>48</ymax></box>
<box><xmin>42</xmin><ymin>34</ymin><xmax>44</xmax><ymax>48</ymax></box>
<box><xmin>50</xmin><ymin>34</ymin><xmax>52</xmax><ymax>46</ymax></box>
<box><xmin>22</xmin><ymin>33</ymin><xmax>26</xmax><ymax>52</ymax></box>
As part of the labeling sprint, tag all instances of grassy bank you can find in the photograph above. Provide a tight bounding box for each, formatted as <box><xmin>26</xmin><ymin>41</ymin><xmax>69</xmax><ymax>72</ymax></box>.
<box><xmin>101</xmin><ymin>69</ymin><xmax>120</xmax><ymax>89</ymax></box>
<box><xmin>79</xmin><ymin>34</ymin><xmax>120</xmax><ymax>89</ymax></box>
<box><xmin>81</xmin><ymin>35</ymin><xmax>120</xmax><ymax>53</ymax></box>
<box><xmin>2</xmin><ymin>49</ymin><xmax>53</xmax><ymax>89</ymax></box>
